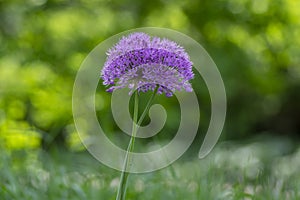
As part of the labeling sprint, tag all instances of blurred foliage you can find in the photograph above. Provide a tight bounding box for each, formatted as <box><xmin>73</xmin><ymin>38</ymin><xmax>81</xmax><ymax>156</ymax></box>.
<box><xmin>1</xmin><ymin>138</ymin><xmax>300</xmax><ymax>199</ymax></box>
<box><xmin>0</xmin><ymin>0</ymin><xmax>299</xmax><ymax>151</ymax></box>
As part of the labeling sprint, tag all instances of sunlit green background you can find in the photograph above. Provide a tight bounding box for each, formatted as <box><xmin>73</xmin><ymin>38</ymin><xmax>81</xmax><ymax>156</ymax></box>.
<box><xmin>1</xmin><ymin>0</ymin><xmax>300</xmax><ymax>199</ymax></box>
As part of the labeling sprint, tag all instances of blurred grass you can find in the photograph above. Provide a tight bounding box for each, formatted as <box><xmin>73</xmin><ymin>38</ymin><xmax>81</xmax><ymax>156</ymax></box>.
<box><xmin>1</xmin><ymin>136</ymin><xmax>299</xmax><ymax>200</ymax></box>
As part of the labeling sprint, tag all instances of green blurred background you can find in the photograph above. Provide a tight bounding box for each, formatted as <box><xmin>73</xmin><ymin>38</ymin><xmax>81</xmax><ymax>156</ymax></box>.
<box><xmin>1</xmin><ymin>0</ymin><xmax>300</xmax><ymax>199</ymax></box>
<box><xmin>1</xmin><ymin>0</ymin><xmax>299</xmax><ymax>150</ymax></box>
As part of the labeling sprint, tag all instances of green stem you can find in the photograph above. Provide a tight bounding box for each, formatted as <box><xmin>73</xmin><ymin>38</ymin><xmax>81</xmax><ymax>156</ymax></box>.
<box><xmin>116</xmin><ymin>85</ymin><xmax>159</xmax><ymax>200</ymax></box>
<box><xmin>137</xmin><ymin>85</ymin><xmax>159</xmax><ymax>127</ymax></box>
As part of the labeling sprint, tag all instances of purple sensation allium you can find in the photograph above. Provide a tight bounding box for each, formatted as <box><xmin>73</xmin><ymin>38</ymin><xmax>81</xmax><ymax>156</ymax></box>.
<box><xmin>101</xmin><ymin>32</ymin><xmax>194</xmax><ymax>97</ymax></box>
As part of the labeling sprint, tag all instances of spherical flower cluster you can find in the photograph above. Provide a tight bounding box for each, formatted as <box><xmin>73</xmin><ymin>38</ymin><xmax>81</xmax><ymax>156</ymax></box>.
<box><xmin>101</xmin><ymin>32</ymin><xmax>194</xmax><ymax>97</ymax></box>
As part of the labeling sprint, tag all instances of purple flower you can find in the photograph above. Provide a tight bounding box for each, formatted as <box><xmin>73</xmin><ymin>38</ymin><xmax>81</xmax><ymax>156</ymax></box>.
<box><xmin>101</xmin><ymin>32</ymin><xmax>194</xmax><ymax>97</ymax></box>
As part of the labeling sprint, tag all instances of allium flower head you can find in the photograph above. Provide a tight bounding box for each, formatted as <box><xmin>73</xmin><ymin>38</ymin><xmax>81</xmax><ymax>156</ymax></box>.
<box><xmin>101</xmin><ymin>32</ymin><xmax>194</xmax><ymax>97</ymax></box>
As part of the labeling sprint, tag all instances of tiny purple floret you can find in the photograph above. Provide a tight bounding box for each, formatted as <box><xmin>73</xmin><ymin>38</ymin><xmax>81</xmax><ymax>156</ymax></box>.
<box><xmin>101</xmin><ymin>32</ymin><xmax>194</xmax><ymax>97</ymax></box>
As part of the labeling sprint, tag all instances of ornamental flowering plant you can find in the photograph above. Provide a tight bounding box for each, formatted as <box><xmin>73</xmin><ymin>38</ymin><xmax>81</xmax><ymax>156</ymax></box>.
<box><xmin>101</xmin><ymin>32</ymin><xmax>194</xmax><ymax>96</ymax></box>
<box><xmin>100</xmin><ymin>32</ymin><xmax>194</xmax><ymax>200</ymax></box>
